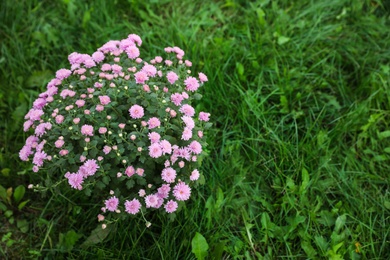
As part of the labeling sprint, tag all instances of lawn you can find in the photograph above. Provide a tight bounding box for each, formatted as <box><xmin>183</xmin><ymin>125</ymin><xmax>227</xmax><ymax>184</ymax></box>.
<box><xmin>0</xmin><ymin>0</ymin><xmax>389</xmax><ymax>259</ymax></box>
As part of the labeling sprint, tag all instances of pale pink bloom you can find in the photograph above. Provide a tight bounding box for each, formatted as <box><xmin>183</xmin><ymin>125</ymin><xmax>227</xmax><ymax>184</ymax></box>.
<box><xmin>56</xmin><ymin>69</ymin><xmax>72</xmax><ymax>80</ymax></box>
<box><xmin>182</xmin><ymin>92</ymin><xmax>189</xmax><ymax>99</ymax></box>
<box><xmin>110</xmin><ymin>82</ymin><xmax>116</xmax><ymax>87</ymax></box>
<box><xmin>181</xmin><ymin>116</ymin><xmax>195</xmax><ymax>129</ymax></box>
<box><xmin>129</xmin><ymin>105</ymin><xmax>144</xmax><ymax>119</ymax></box>
<box><xmin>184</xmin><ymin>76</ymin><xmax>200</xmax><ymax>92</ymax></box>
<box><xmin>128</xmin><ymin>34</ymin><xmax>142</xmax><ymax>46</ymax></box>
<box><xmin>158</xmin><ymin>71</ymin><xmax>163</xmax><ymax>77</ymax></box>
<box><xmin>165</xmin><ymin>60</ymin><xmax>173</xmax><ymax>66</ymax></box>
<box><xmin>149</xmin><ymin>143</ymin><xmax>162</xmax><ymax>158</ymax></box>
<box><xmin>181</xmin><ymin>127</ymin><xmax>192</xmax><ymax>141</ymax></box>
<box><xmin>161</xmin><ymin>167</ymin><xmax>176</xmax><ymax>183</ymax></box>
<box><xmin>138</xmin><ymin>189</ymin><xmax>146</xmax><ymax>197</ymax></box>
<box><xmin>157</xmin><ymin>184</ymin><xmax>171</xmax><ymax>199</ymax></box>
<box><xmin>198</xmin><ymin>72</ymin><xmax>208</xmax><ymax>82</ymax></box>
<box><xmin>33</xmin><ymin>98</ymin><xmax>47</xmax><ymax>109</ymax></box>
<box><xmin>130</xmin><ymin>135</ymin><xmax>136</xmax><ymax>140</ymax></box>
<box><xmin>185</xmin><ymin>60</ymin><xmax>192</xmax><ymax>67</ymax></box>
<box><xmin>126</xmin><ymin>45</ymin><xmax>140</xmax><ymax>59</ymax></box>
<box><xmin>55</xmin><ymin>139</ymin><xmax>65</xmax><ymax>148</ymax></box>
<box><xmin>155</xmin><ymin>56</ymin><xmax>163</xmax><ymax>63</ymax></box>
<box><xmin>189</xmin><ymin>141</ymin><xmax>202</xmax><ymax>154</ymax></box>
<box><xmin>142</xmin><ymin>64</ymin><xmax>157</xmax><ymax>77</ymax></box>
<box><xmin>46</xmin><ymin>96</ymin><xmax>54</xmax><ymax>102</ymax></box>
<box><xmin>23</xmin><ymin>120</ymin><xmax>33</xmax><ymax>132</ymax></box>
<box><xmin>164</xmin><ymin>200</ymin><xmax>178</xmax><ymax>213</ymax></box>
<box><xmin>84</xmin><ymin>109</ymin><xmax>91</xmax><ymax>115</ymax></box>
<box><xmin>59</xmin><ymin>149</ymin><xmax>69</xmax><ymax>156</ymax></box>
<box><xmin>81</xmin><ymin>159</ymin><xmax>99</xmax><ymax>176</ymax></box>
<box><xmin>107</xmin><ymin>115</ymin><xmax>112</xmax><ymax>120</ymax></box>
<box><xmin>170</xmin><ymin>93</ymin><xmax>183</xmax><ymax>106</ymax></box>
<box><xmin>198</xmin><ymin>131</ymin><xmax>203</xmax><ymax>138</ymax></box>
<box><xmin>19</xmin><ymin>146</ymin><xmax>32</xmax><ymax>161</ymax></box>
<box><xmin>178</xmin><ymin>161</ymin><xmax>185</xmax><ymax>168</ymax></box>
<box><xmin>101</xmin><ymin>64</ymin><xmax>111</xmax><ymax>71</ymax></box>
<box><xmin>145</xmin><ymin>194</ymin><xmax>159</xmax><ymax>208</ymax></box>
<box><xmin>105</xmin><ymin>196</ymin><xmax>119</xmax><ymax>212</ymax></box>
<box><xmin>160</xmin><ymin>140</ymin><xmax>172</xmax><ymax>154</ymax></box>
<box><xmin>80</xmin><ymin>155</ymin><xmax>86</xmax><ymax>162</ymax></box>
<box><xmin>96</xmin><ymin>103</ymin><xmax>106</xmax><ymax>112</ymax></box>
<box><xmin>118</xmin><ymin>123</ymin><xmax>126</xmax><ymax>129</ymax></box>
<box><xmin>83</xmin><ymin>58</ymin><xmax>96</xmax><ymax>68</ymax></box>
<box><xmin>125</xmin><ymin>166</ymin><xmax>135</xmax><ymax>177</ymax></box>
<box><xmin>179</xmin><ymin>104</ymin><xmax>195</xmax><ymax>117</ymax></box>
<box><xmin>190</xmin><ymin>169</ymin><xmax>200</xmax><ymax>181</ymax></box>
<box><xmin>99</xmin><ymin>127</ymin><xmax>107</xmax><ymax>134</ymax></box>
<box><xmin>148</xmin><ymin>132</ymin><xmax>161</xmax><ymax>143</ymax></box>
<box><xmin>92</xmin><ymin>51</ymin><xmax>105</xmax><ymax>63</ymax></box>
<box><xmin>163</xmin><ymin>87</ymin><xmax>168</xmax><ymax>92</ymax></box>
<box><xmin>170</xmin><ymin>110</ymin><xmax>177</xmax><ymax>117</ymax></box>
<box><xmin>97</xmin><ymin>214</ymin><xmax>105</xmax><ymax>222</ymax></box>
<box><xmin>134</xmin><ymin>71</ymin><xmax>148</xmax><ymax>84</ymax></box>
<box><xmin>164</xmin><ymin>160</ymin><xmax>170</xmax><ymax>168</ymax></box>
<box><xmin>192</xmin><ymin>156</ymin><xmax>197</xmax><ymax>161</ymax></box>
<box><xmin>81</xmin><ymin>125</ymin><xmax>94</xmax><ymax>136</ymax></box>
<box><xmin>147</xmin><ymin>117</ymin><xmax>161</xmax><ymax>129</ymax></box>
<box><xmin>143</xmin><ymin>84</ymin><xmax>151</xmax><ymax>92</ymax></box>
<box><xmin>66</xmin><ymin>172</ymin><xmax>84</xmax><ymax>190</ymax></box>
<box><xmin>34</xmin><ymin>123</ymin><xmax>48</xmax><ymax>137</ymax></box>
<box><xmin>124</xmin><ymin>199</ymin><xmax>141</xmax><ymax>214</ymax></box>
<box><xmin>199</xmin><ymin>112</ymin><xmax>210</xmax><ymax>122</ymax></box>
<box><xmin>99</xmin><ymin>95</ymin><xmax>111</xmax><ymax>105</ymax></box>
<box><xmin>73</xmin><ymin>118</ymin><xmax>80</xmax><ymax>124</ymax></box>
<box><xmin>55</xmin><ymin>115</ymin><xmax>64</xmax><ymax>124</ymax></box>
<box><xmin>167</xmin><ymin>71</ymin><xmax>179</xmax><ymax>84</ymax></box>
<box><xmin>32</xmin><ymin>166</ymin><xmax>39</xmax><ymax>172</ymax></box>
<box><xmin>75</xmin><ymin>100</ymin><xmax>85</xmax><ymax>108</ymax></box>
<box><xmin>105</xmin><ymin>74</ymin><xmax>114</xmax><ymax>80</ymax></box>
<box><xmin>135</xmin><ymin>58</ymin><xmax>142</xmax><ymax>63</ymax></box>
<box><xmin>136</xmin><ymin>168</ymin><xmax>144</xmax><ymax>176</ymax></box>
<box><xmin>80</xmin><ymin>75</ymin><xmax>86</xmax><ymax>80</ymax></box>
<box><xmin>173</xmin><ymin>182</ymin><xmax>191</xmax><ymax>201</ymax></box>
<box><xmin>164</xmin><ymin>47</ymin><xmax>173</xmax><ymax>53</ymax></box>
<box><xmin>85</xmin><ymin>138</ymin><xmax>90</xmax><ymax>142</ymax></box>
<box><xmin>111</xmin><ymin>64</ymin><xmax>122</xmax><ymax>73</ymax></box>
<box><xmin>103</xmin><ymin>145</ymin><xmax>111</xmax><ymax>154</ymax></box>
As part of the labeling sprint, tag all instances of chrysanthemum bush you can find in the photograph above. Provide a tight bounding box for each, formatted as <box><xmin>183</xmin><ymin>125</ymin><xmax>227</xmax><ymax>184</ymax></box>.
<box><xmin>19</xmin><ymin>34</ymin><xmax>211</xmax><ymax>227</ymax></box>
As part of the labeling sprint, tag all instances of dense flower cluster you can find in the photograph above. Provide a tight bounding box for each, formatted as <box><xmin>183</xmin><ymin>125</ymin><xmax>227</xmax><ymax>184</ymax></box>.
<box><xmin>20</xmin><ymin>34</ymin><xmax>211</xmax><ymax>226</ymax></box>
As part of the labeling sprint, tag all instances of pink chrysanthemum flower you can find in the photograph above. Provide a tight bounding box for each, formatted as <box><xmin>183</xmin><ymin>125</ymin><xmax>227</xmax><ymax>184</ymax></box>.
<box><xmin>158</xmin><ymin>184</ymin><xmax>171</xmax><ymax>199</ymax></box>
<box><xmin>33</xmin><ymin>151</ymin><xmax>47</xmax><ymax>167</ymax></box>
<box><xmin>145</xmin><ymin>194</ymin><xmax>160</xmax><ymax>208</ymax></box>
<box><xmin>75</xmin><ymin>100</ymin><xmax>85</xmax><ymax>108</ymax></box>
<box><xmin>19</xmin><ymin>146</ymin><xmax>32</xmax><ymax>161</ymax></box>
<box><xmin>129</xmin><ymin>104</ymin><xmax>144</xmax><ymax>119</ymax></box>
<box><xmin>184</xmin><ymin>76</ymin><xmax>200</xmax><ymax>92</ymax></box>
<box><xmin>33</xmin><ymin>98</ymin><xmax>47</xmax><ymax>109</ymax></box>
<box><xmin>126</xmin><ymin>45</ymin><xmax>140</xmax><ymax>59</ymax></box>
<box><xmin>124</xmin><ymin>199</ymin><xmax>141</xmax><ymax>215</ymax></box>
<box><xmin>190</xmin><ymin>169</ymin><xmax>200</xmax><ymax>181</ymax></box>
<box><xmin>125</xmin><ymin>166</ymin><xmax>135</xmax><ymax>177</ymax></box>
<box><xmin>55</xmin><ymin>139</ymin><xmax>65</xmax><ymax>148</ymax></box>
<box><xmin>66</xmin><ymin>172</ymin><xmax>84</xmax><ymax>190</ymax></box>
<box><xmin>179</xmin><ymin>104</ymin><xmax>195</xmax><ymax>117</ymax></box>
<box><xmin>149</xmin><ymin>143</ymin><xmax>163</xmax><ymax>158</ymax></box>
<box><xmin>164</xmin><ymin>200</ymin><xmax>178</xmax><ymax>213</ymax></box>
<box><xmin>80</xmin><ymin>159</ymin><xmax>100</xmax><ymax>177</ymax></box>
<box><xmin>147</xmin><ymin>117</ymin><xmax>161</xmax><ymax>129</ymax></box>
<box><xmin>167</xmin><ymin>71</ymin><xmax>179</xmax><ymax>84</ymax></box>
<box><xmin>181</xmin><ymin>127</ymin><xmax>192</xmax><ymax>141</ymax></box>
<box><xmin>92</xmin><ymin>51</ymin><xmax>105</xmax><ymax>63</ymax></box>
<box><xmin>81</xmin><ymin>125</ymin><xmax>94</xmax><ymax>136</ymax></box>
<box><xmin>134</xmin><ymin>71</ymin><xmax>149</xmax><ymax>84</ymax></box>
<box><xmin>173</xmin><ymin>182</ymin><xmax>191</xmax><ymax>201</ymax></box>
<box><xmin>161</xmin><ymin>167</ymin><xmax>177</xmax><ymax>183</ymax></box>
<box><xmin>181</xmin><ymin>116</ymin><xmax>195</xmax><ymax>129</ymax></box>
<box><xmin>56</xmin><ymin>69</ymin><xmax>72</xmax><ymax>80</ymax></box>
<box><xmin>198</xmin><ymin>72</ymin><xmax>208</xmax><ymax>82</ymax></box>
<box><xmin>99</xmin><ymin>95</ymin><xmax>111</xmax><ymax>105</ymax></box>
<box><xmin>103</xmin><ymin>145</ymin><xmax>112</xmax><ymax>154</ymax></box>
<box><xmin>142</xmin><ymin>64</ymin><xmax>157</xmax><ymax>77</ymax></box>
<box><xmin>189</xmin><ymin>141</ymin><xmax>202</xmax><ymax>154</ymax></box>
<box><xmin>111</xmin><ymin>64</ymin><xmax>122</xmax><ymax>73</ymax></box>
<box><xmin>160</xmin><ymin>140</ymin><xmax>172</xmax><ymax>154</ymax></box>
<box><xmin>105</xmin><ymin>196</ymin><xmax>119</xmax><ymax>212</ymax></box>
<box><xmin>171</xmin><ymin>93</ymin><xmax>184</xmax><ymax>106</ymax></box>
<box><xmin>199</xmin><ymin>112</ymin><xmax>210</xmax><ymax>122</ymax></box>
<box><xmin>148</xmin><ymin>132</ymin><xmax>161</xmax><ymax>143</ymax></box>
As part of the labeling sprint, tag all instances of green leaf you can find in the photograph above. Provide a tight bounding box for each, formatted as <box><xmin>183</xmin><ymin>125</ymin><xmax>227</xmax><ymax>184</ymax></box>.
<box><xmin>1</xmin><ymin>168</ymin><xmax>10</xmax><ymax>177</ymax></box>
<box><xmin>0</xmin><ymin>184</ymin><xmax>6</xmax><ymax>201</ymax></box>
<box><xmin>191</xmin><ymin>232</ymin><xmax>209</xmax><ymax>260</ymax></box>
<box><xmin>17</xmin><ymin>219</ymin><xmax>29</xmax><ymax>233</ymax></box>
<box><xmin>236</xmin><ymin>62</ymin><xmax>244</xmax><ymax>76</ymax></box>
<box><xmin>13</xmin><ymin>185</ymin><xmax>25</xmax><ymax>204</ymax></box>
<box><xmin>315</xmin><ymin>235</ymin><xmax>329</xmax><ymax>253</ymax></box>
<box><xmin>378</xmin><ymin>130</ymin><xmax>390</xmax><ymax>140</ymax></box>
<box><xmin>384</xmin><ymin>201</ymin><xmax>390</xmax><ymax>210</ymax></box>
<box><xmin>0</xmin><ymin>201</ymin><xmax>7</xmax><ymax>211</ymax></box>
<box><xmin>277</xmin><ymin>35</ymin><xmax>290</xmax><ymax>45</ymax></box>
<box><xmin>126</xmin><ymin>180</ymin><xmax>135</xmax><ymax>189</ymax></box>
<box><xmin>81</xmin><ymin>225</ymin><xmax>112</xmax><ymax>248</ymax></box>
<box><xmin>58</xmin><ymin>230</ymin><xmax>81</xmax><ymax>252</ymax></box>
<box><xmin>18</xmin><ymin>200</ymin><xmax>30</xmax><ymax>210</ymax></box>
<box><xmin>215</xmin><ymin>187</ymin><xmax>224</xmax><ymax>211</ymax></box>
<box><xmin>212</xmin><ymin>241</ymin><xmax>226</xmax><ymax>260</ymax></box>
<box><xmin>301</xmin><ymin>240</ymin><xmax>317</xmax><ymax>258</ymax></box>
<box><xmin>334</xmin><ymin>214</ymin><xmax>346</xmax><ymax>233</ymax></box>
<box><xmin>299</xmin><ymin>167</ymin><xmax>310</xmax><ymax>194</ymax></box>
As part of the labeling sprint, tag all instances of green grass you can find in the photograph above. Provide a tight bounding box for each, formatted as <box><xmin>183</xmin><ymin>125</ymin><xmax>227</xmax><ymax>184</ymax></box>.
<box><xmin>1</xmin><ymin>0</ymin><xmax>390</xmax><ymax>259</ymax></box>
